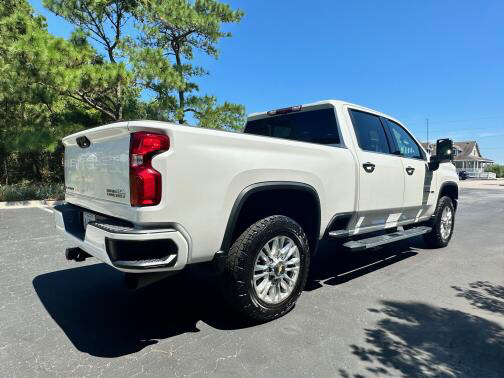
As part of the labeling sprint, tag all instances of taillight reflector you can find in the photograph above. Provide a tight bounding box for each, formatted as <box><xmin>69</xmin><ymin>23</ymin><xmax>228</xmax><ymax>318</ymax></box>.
<box><xmin>130</xmin><ymin>132</ymin><xmax>170</xmax><ymax>206</ymax></box>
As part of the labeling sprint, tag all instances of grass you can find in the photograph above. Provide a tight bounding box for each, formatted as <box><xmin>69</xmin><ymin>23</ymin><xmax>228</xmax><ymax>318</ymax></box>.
<box><xmin>0</xmin><ymin>182</ymin><xmax>65</xmax><ymax>202</ymax></box>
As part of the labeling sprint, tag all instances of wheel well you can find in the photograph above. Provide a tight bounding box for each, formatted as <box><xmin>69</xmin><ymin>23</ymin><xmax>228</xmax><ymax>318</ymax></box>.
<box><xmin>222</xmin><ymin>184</ymin><xmax>321</xmax><ymax>254</ymax></box>
<box><xmin>439</xmin><ymin>182</ymin><xmax>458</xmax><ymax>211</ymax></box>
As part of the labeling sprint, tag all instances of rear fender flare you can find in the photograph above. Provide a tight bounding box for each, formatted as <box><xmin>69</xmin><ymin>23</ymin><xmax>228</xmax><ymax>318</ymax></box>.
<box><xmin>219</xmin><ymin>182</ymin><xmax>321</xmax><ymax>254</ymax></box>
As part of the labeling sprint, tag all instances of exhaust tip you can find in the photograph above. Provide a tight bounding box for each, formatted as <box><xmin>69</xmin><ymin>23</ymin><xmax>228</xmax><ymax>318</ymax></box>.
<box><xmin>65</xmin><ymin>247</ymin><xmax>90</xmax><ymax>262</ymax></box>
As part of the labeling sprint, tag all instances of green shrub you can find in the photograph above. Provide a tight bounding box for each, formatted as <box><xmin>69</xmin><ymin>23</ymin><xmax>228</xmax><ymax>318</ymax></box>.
<box><xmin>485</xmin><ymin>164</ymin><xmax>504</xmax><ymax>178</ymax></box>
<box><xmin>0</xmin><ymin>182</ymin><xmax>65</xmax><ymax>202</ymax></box>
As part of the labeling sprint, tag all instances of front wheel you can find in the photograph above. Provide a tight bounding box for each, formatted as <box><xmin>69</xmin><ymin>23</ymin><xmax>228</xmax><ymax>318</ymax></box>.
<box><xmin>423</xmin><ymin>196</ymin><xmax>455</xmax><ymax>248</ymax></box>
<box><xmin>221</xmin><ymin>215</ymin><xmax>310</xmax><ymax>322</ymax></box>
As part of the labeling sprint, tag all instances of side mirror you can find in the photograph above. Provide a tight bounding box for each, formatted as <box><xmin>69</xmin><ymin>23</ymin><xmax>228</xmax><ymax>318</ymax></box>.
<box><xmin>428</xmin><ymin>138</ymin><xmax>453</xmax><ymax>171</ymax></box>
<box><xmin>428</xmin><ymin>159</ymin><xmax>439</xmax><ymax>171</ymax></box>
<box><xmin>436</xmin><ymin>138</ymin><xmax>453</xmax><ymax>162</ymax></box>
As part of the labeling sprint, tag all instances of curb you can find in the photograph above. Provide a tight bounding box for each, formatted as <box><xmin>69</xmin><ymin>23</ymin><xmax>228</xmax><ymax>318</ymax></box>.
<box><xmin>0</xmin><ymin>200</ymin><xmax>63</xmax><ymax>209</ymax></box>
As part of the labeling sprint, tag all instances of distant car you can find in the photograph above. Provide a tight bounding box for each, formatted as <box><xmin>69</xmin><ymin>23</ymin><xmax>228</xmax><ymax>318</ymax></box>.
<box><xmin>458</xmin><ymin>170</ymin><xmax>468</xmax><ymax>180</ymax></box>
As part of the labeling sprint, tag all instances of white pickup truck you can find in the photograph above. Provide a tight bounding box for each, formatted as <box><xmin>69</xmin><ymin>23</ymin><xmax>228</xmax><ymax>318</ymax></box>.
<box><xmin>54</xmin><ymin>100</ymin><xmax>458</xmax><ymax>321</ymax></box>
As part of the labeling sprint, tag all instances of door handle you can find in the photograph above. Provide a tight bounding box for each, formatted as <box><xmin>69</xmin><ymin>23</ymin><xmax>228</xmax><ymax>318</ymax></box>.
<box><xmin>362</xmin><ymin>162</ymin><xmax>375</xmax><ymax>173</ymax></box>
<box><xmin>406</xmin><ymin>166</ymin><xmax>415</xmax><ymax>175</ymax></box>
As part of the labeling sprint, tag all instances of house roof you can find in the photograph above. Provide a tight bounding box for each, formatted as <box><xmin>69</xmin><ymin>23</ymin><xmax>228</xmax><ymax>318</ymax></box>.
<box><xmin>420</xmin><ymin>141</ymin><xmax>494</xmax><ymax>162</ymax></box>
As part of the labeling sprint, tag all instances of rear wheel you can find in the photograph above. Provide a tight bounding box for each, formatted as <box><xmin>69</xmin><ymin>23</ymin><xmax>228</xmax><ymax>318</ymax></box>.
<box><xmin>221</xmin><ymin>215</ymin><xmax>310</xmax><ymax>322</ymax></box>
<box><xmin>423</xmin><ymin>196</ymin><xmax>455</xmax><ymax>248</ymax></box>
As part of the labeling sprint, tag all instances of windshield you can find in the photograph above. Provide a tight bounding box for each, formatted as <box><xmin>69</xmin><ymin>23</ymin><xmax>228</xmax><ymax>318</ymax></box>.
<box><xmin>244</xmin><ymin>108</ymin><xmax>340</xmax><ymax>145</ymax></box>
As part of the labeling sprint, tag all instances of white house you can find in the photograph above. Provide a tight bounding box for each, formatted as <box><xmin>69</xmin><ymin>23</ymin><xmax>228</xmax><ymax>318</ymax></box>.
<box><xmin>421</xmin><ymin>141</ymin><xmax>494</xmax><ymax>179</ymax></box>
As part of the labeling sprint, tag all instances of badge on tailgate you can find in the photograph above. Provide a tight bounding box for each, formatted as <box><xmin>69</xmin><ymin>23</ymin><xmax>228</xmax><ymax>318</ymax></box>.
<box><xmin>106</xmin><ymin>188</ymin><xmax>126</xmax><ymax>199</ymax></box>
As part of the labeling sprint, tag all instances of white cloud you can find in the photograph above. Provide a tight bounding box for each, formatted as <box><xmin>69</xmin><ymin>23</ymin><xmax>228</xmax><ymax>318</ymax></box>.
<box><xmin>478</xmin><ymin>131</ymin><xmax>504</xmax><ymax>138</ymax></box>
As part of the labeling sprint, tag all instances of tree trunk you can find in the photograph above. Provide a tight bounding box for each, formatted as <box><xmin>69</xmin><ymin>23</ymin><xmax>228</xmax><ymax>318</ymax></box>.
<box><xmin>117</xmin><ymin>77</ymin><xmax>123</xmax><ymax>121</ymax></box>
<box><xmin>4</xmin><ymin>159</ymin><xmax>8</xmax><ymax>185</ymax></box>
<box><xmin>174</xmin><ymin>48</ymin><xmax>185</xmax><ymax>124</ymax></box>
<box><xmin>177</xmin><ymin>89</ymin><xmax>185</xmax><ymax>124</ymax></box>
<box><xmin>30</xmin><ymin>152</ymin><xmax>42</xmax><ymax>182</ymax></box>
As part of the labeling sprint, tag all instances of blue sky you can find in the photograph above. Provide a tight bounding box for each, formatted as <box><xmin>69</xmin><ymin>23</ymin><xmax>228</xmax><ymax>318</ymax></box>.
<box><xmin>30</xmin><ymin>0</ymin><xmax>504</xmax><ymax>162</ymax></box>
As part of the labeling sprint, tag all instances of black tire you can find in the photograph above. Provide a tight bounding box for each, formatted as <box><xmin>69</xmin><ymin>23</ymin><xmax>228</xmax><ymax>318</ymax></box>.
<box><xmin>221</xmin><ymin>215</ymin><xmax>310</xmax><ymax>322</ymax></box>
<box><xmin>423</xmin><ymin>196</ymin><xmax>455</xmax><ymax>248</ymax></box>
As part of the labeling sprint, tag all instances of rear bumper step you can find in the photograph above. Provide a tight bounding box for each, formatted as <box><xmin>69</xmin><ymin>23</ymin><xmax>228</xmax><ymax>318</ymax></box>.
<box><xmin>343</xmin><ymin>226</ymin><xmax>432</xmax><ymax>251</ymax></box>
<box><xmin>54</xmin><ymin>203</ymin><xmax>189</xmax><ymax>273</ymax></box>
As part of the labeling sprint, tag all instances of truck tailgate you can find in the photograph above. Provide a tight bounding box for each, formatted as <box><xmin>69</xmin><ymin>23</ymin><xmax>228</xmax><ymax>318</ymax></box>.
<box><xmin>63</xmin><ymin>123</ymin><xmax>130</xmax><ymax>205</ymax></box>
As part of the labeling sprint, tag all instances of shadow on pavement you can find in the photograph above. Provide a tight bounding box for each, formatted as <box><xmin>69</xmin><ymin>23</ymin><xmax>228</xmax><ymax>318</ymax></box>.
<box><xmin>33</xmin><ymin>237</ymin><xmax>421</xmax><ymax>358</ymax></box>
<box><xmin>452</xmin><ymin>281</ymin><xmax>504</xmax><ymax>316</ymax></box>
<box><xmin>33</xmin><ymin>263</ymin><xmax>250</xmax><ymax>358</ymax></box>
<box><xmin>306</xmin><ymin>237</ymin><xmax>420</xmax><ymax>291</ymax></box>
<box><xmin>339</xmin><ymin>281</ymin><xmax>504</xmax><ymax>378</ymax></box>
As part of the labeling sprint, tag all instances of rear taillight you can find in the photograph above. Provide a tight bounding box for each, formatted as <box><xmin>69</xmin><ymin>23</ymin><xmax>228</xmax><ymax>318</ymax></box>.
<box><xmin>130</xmin><ymin>132</ymin><xmax>170</xmax><ymax>206</ymax></box>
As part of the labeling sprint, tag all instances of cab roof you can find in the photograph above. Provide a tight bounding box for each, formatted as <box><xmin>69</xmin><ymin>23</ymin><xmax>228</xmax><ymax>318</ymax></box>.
<box><xmin>247</xmin><ymin>99</ymin><xmax>403</xmax><ymax>126</ymax></box>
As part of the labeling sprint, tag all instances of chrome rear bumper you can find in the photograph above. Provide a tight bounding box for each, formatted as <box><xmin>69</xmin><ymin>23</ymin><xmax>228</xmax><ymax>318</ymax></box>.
<box><xmin>54</xmin><ymin>204</ymin><xmax>189</xmax><ymax>273</ymax></box>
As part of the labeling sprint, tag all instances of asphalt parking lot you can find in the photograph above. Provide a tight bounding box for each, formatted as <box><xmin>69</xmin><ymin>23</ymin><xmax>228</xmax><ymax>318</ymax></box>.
<box><xmin>1</xmin><ymin>188</ymin><xmax>503</xmax><ymax>377</ymax></box>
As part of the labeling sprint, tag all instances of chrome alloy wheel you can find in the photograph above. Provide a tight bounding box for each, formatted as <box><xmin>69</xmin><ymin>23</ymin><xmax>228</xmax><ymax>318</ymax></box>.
<box><xmin>252</xmin><ymin>235</ymin><xmax>301</xmax><ymax>305</ymax></box>
<box><xmin>440</xmin><ymin>206</ymin><xmax>453</xmax><ymax>240</ymax></box>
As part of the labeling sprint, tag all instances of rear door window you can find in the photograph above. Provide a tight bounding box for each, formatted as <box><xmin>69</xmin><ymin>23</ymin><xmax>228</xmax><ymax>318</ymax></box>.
<box><xmin>244</xmin><ymin>108</ymin><xmax>340</xmax><ymax>145</ymax></box>
<box><xmin>349</xmin><ymin>109</ymin><xmax>390</xmax><ymax>154</ymax></box>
